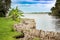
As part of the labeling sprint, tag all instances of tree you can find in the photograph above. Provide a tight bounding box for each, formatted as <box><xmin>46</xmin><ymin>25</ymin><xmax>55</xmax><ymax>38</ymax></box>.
<box><xmin>0</xmin><ymin>0</ymin><xmax>11</xmax><ymax>17</ymax></box>
<box><xmin>8</xmin><ymin>7</ymin><xmax>24</xmax><ymax>22</ymax></box>
<box><xmin>51</xmin><ymin>0</ymin><xmax>60</xmax><ymax>17</ymax></box>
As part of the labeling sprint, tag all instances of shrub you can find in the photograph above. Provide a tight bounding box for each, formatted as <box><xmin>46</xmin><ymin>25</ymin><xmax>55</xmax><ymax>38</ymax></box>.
<box><xmin>51</xmin><ymin>0</ymin><xmax>60</xmax><ymax>17</ymax></box>
<box><xmin>8</xmin><ymin>7</ymin><xmax>24</xmax><ymax>22</ymax></box>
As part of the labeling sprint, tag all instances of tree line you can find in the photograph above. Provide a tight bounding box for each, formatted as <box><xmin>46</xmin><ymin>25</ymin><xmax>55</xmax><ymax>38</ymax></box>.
<box><xmin>0</xmin><ymin>0</ymin><xmax>60</xmax><ymax>17</ymax></box>
<box><xmin>0</xmin><ymin>0</ymin><xmax>11</xmax><ymax>17</ymax></box>
<box><xmin>51</xmin><ymin>0</ymin><xmax>60</xmax><ymax>17</ymax></box>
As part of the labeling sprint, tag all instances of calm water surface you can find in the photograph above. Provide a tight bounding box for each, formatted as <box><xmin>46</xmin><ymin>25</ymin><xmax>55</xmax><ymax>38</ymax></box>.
<box><xmin>23</xmin><ymin>14</ymin><xmax>60</xmax><ymax>32</ymax></box>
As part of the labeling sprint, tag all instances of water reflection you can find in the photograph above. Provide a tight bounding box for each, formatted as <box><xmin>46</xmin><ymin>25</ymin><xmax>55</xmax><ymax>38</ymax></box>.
<box><xmin>54</xmin><ymin>18</ymin><xmax>60</xmax><ymax>32</ymax></box>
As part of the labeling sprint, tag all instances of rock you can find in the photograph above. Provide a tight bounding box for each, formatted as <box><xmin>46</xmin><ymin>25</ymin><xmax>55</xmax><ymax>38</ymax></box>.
<box><xmin>29</xmin><ymin>29</ymin><xmax>40</xmax><ymax>37</ymax></box>
<box><xmin>13</xmin><ymin>18</ymin><xmax>60</xmax><ymax>40</ymax></box>
<box><xmin>40</xmin><ymin>30</ymin><xmax>45</xmax><ymax>38</ymax></box>
<box><xmin>14</xmin><ymin>19</ymin><xmax>36</xmax><ymax>32</ymax></box>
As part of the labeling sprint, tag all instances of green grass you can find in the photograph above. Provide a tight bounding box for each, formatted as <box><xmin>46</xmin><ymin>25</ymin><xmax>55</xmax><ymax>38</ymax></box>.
<box><xmin>0</xmin><ymin>17</ymin><xmax>23</xmax><ymax>40</ymax></box>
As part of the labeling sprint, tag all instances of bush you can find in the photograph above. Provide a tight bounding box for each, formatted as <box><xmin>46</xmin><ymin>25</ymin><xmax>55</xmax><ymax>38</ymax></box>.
<box><xmin>8</xmin><ymin>7</ymin><xmax>24</xmax><ymax>22</ymax></box>
<box><xmin>51</xmin><ymin>0</ymin><xmax>60</xmax><ymax>17</ymax></box>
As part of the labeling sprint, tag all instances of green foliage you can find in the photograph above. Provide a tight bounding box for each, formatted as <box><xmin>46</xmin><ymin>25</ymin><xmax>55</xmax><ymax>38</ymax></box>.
<box><xmin>8</xmin><ymin>7</ymin><xmax>24</xmax><ymax>22</ymax></box>
<box><xmin>51</xmin><ymin>0</ymin><xmax>60</xmax><ymax>17</ymax></box>
<box><xmin>0</xmin><ymin>0</ymin><xmax>11</xmax><ymax>17</ymax></box>
<box><xmin>33</xmin><ymin>37</ymin><xmax>40</xmax><ymax>40</ymax></box>
<box><xmin>0</xmin><ymin>18</ymin><xmax>23</xmax><ymax>40</ymax></box>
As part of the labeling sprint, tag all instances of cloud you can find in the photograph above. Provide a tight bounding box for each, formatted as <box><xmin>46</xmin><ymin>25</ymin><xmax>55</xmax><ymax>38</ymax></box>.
<box><xmin>11</xmin><ymin>0</ymin><xmax>56</xmax><ymax>13</ymax></box>
<box><xmin>14</xmin><ymin>1</ymin><xmax>54</xmax><ymax>4</ymax></box>
<box><xmin>12</xmin><ymin>0</ymin><xmax>54</xmax><ymax>4</ymax></box>
<box><xmin>34</xmin><ymin>0</ymin><xmax>54</xmax><ymax>1</ymax></box>
<box><xmin>28</xmin><ymin>0</ymin><xmax>54</xmax><ymax>1</ymax></box>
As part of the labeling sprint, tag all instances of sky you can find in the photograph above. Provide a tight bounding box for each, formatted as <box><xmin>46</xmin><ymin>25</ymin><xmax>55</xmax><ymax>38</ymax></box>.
<box><xmin>11</xmin><ymin>0</ymin><xmax>56</xmax><ymax>13</ymax></box>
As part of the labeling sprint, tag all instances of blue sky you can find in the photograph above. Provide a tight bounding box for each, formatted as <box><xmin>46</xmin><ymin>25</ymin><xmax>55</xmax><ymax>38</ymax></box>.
<box><xmin>11</xmin><ymin>0</ymin><xmax>56</xmax><ymax>13</ymax></box>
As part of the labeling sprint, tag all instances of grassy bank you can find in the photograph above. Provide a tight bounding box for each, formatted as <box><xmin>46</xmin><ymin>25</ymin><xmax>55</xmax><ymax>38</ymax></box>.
<box><xmin>0</xmin><ymin>17</ymin><xmax>23</xmax><ymax>40</ymax></box>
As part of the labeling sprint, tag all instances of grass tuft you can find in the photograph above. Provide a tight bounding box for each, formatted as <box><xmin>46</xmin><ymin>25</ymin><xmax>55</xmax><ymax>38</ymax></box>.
<box><xmin>0</xmin><ymin>17</ymin><xmax>23</xmax><ymax>40</ymax></box>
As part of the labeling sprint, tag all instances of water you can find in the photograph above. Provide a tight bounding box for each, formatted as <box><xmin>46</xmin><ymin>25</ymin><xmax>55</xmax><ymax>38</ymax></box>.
<box><xmin>23</xmin><ymin>14</ymin><xmax>60</xmax><ymax>32</ymax></box>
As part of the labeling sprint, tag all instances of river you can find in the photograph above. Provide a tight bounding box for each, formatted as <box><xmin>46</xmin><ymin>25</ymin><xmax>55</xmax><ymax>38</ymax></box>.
<box><xmin>23</xmin><ymin>14</ymin><xmax>60</xmax><ymax>32</ymax></box>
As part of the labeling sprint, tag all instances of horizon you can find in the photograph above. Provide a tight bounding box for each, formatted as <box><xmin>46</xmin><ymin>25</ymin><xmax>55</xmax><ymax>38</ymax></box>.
<box><xmin>24</xmin><ymin>11</ymin><xmax>51</xmax><ymax>14</ymax></box>
<box><xmin>11</xmin><ymin>0</ymin><xmax>56</xmax><ymax>13</ymax></box>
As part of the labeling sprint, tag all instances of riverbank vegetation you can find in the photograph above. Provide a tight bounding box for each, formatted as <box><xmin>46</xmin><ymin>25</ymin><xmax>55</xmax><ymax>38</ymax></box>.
<box><xmin>51</xmin><ymin>0</ymin><xmax>60</xmax><ymax>17</ymax></box>
<box><xmin>25</xmin><ymin>12</ymin><xmax>49</xmax><ymax>14</ymax></box>
<box><xmin>0</xmin><ymin>7</ymin><xmax>24</xmax><ymax>40</ymax></box>
<box><xmin>0</xmin><ymin>17</ymin><xmax>24</xmax><ymax>40</ymax></box>
<box><xmin>0</xmin><ymin>0</ymin><xmax>11</xmax><ymax>17</ymax></box>
<box><xmin>0</xmin><ymin>0</ymin><xmax>24</xmax><ymax>40</ymax></box>
<box><xmin>8</xmin><ymin>7</ymin><xmax>24</xmax><ymax>22</ymax></box>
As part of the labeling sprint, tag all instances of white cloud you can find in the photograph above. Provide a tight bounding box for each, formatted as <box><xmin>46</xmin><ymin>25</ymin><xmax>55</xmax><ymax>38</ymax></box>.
<box><xmin>11</xmin><ymin>0</ymin><xmax>56</xmax><ymax>13</ymax></box>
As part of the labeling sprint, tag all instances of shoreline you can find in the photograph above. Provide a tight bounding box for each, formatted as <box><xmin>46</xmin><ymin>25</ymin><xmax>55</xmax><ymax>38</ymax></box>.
<box><xmin>14</xmin><ymin>18</ymin><xmax>60</xmax><ymax>40</ymax></box>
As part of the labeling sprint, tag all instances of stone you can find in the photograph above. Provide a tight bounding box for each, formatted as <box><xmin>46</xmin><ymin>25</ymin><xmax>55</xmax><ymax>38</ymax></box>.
<box><xmin>14</xmin><ymin>19</ymin><xmax>36</xmax><ymax>32</ymax></box>
<box><xmin>13</xmin><ymin>18</ymin><xmax>60</xmax><ymax>40</ymax></box>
